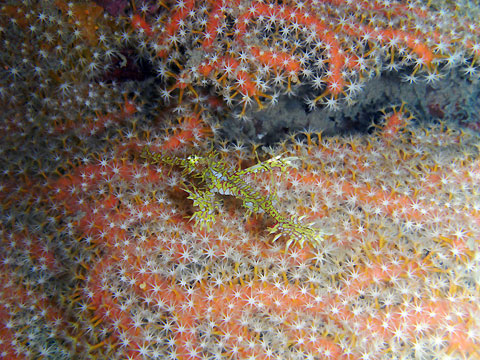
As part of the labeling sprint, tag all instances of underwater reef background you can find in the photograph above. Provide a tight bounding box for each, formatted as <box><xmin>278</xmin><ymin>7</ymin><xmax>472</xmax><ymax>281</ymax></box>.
<box><xmin>1</xmin><ymin>0</ymin><xmax>480</xmax><ymax>359</ymax></box>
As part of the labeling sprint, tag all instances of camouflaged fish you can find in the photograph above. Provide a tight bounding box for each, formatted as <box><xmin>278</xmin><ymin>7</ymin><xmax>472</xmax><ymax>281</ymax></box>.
<box><xmin>141</xmin><ymin>147</ymin><xmax>326</xmax><ymax>248</ymax></box>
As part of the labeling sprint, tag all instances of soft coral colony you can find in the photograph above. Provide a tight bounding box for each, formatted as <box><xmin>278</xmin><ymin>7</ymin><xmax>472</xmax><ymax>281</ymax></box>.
<box><xmin>3</xmin><ymin>103</ymin><xmax>480</xmax><ymax>359</ymax></box>
<box><xmin>138</xmin><ymin>0</ymin><xmax>480</xmax><ymax>113</ymax></box>
<box><xmin>0</xmin><ymin>0</ymin><xmax>480</xmax><ymax>360</ymax></box>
